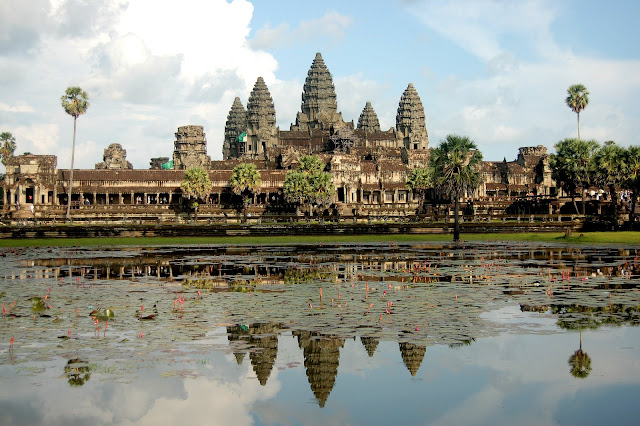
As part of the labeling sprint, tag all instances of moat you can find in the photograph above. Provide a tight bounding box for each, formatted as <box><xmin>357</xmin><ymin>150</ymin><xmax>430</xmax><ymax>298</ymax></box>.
<box><xmin>1</xmin><ymin>241</ymin><xmax>639</xmax><ymax>425</ymax></box>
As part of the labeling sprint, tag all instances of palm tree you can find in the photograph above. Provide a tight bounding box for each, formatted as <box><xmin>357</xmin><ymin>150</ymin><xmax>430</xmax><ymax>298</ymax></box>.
<box><xmin>568</xmin><ymin>330</ymin><xmax>592</xmax><ymax>379</ymax></box>
<box><xmin>0</xmin><ymin>132</ymin><xmax>16</xmax><ymax>166</ymax></box>
<box><xmin>61</xmin><ymin>87</ymin><xmax>90</xmax><ymax>221</ymax></box>
<box><xmin>550</xmin><ymin>138</ymin><xmax>599</xmax><ymax>214</ymax></box>
<box><xmin>229</xmin><ymin>163</ymin><xmax>262</xmax><ymax>221</ymax></box>
<box><xmin>592</xmin><ymin>141</ymin><xmax>627</xmax><ymax>220</ymax></box>
<box><xmin>625</xmin><ymin>146</ymin><xmax>640</xmax><ymax>222</ymax></box>
<box><xmin>406</xmin><ymin>167</ymin><xmax>432</xmax><ymax>215</ymax></box>
<box><xmin>180</xmin><ymin>167</ymin><xmax>212</xmax><ymax>220</ymax></box>
<box><xmin>566</xmin><ymin>84</ymin><xmax>589</xmax><ymax>140</ymax></box>
<box><xmin>430</xmin><ymin>135</ymin><xmax>483</xmax><ymax>242</ymax></box>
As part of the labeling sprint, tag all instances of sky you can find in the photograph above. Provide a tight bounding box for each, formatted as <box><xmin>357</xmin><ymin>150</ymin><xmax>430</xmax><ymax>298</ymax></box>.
<box><xmin>1</xmin><ymin>0</ymin><xmax>639</xmax><ymax>171</ymax></box>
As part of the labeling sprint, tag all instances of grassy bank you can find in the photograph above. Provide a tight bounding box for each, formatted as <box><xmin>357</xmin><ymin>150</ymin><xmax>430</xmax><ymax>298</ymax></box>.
<box><xmin>0</xmin><ymin>231</ymin><xmax>638</xmax><ymax>248</ymax></box>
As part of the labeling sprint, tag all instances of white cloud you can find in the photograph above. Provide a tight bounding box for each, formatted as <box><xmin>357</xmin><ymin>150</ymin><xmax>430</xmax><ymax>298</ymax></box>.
<box><xmin>249</xmin><ymin>11</ymin><xmax>353</xmax><ymax>50</ymax></box>
<box><xmin>405</xmin><ymin>0</ymin><xmax>640</xmax><ymax>158</ymax></box>
<box><xmin>0</xmin><ymin>102</ymin><xmax>35</xmax><ymax>113</ymax></box>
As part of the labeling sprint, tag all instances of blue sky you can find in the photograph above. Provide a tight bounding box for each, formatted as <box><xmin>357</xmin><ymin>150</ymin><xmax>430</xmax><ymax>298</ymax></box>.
<box><xmin>0</xmin><ymin>0</ymin><xmax>638</xmax><ymax>169</ymax></box>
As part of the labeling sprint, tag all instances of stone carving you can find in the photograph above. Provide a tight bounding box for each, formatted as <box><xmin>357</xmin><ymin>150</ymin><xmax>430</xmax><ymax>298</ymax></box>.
<box><xmin>245</xmin><ymin>77</ymin><xmax>277</xmax><ymax>159</ymax></box>
<box><xmin>396</xmin><ymin>83</ymin><xmax>429</xmax><ymax>151</ymax></box>
<box><xmin>357</xmin><ymin>101</ymin><xmax>381</xmax><ymax>133</ymax></box>
<box><xmin>149</xmin><ymin>157</ymin><xmax>169</xmax><ymax>170</ymax></box>
<box><xmin>172</xmin><ymin>125</ymin><xmax>211</xmax><ymax>170</ymax></box>
<box><xmin>223</xmin><ymin>97</ymin><xmax>247</xmax><ymax>160</ymax></box>
<box><xmin>293</xmin><ymin>53</ymin><xmax>346</xmax><ymax>131</ymax></box>
<box><xmin>95</xmin><ymin>143</ymin><xmax>133</xmax><ymax>170</ymax></box>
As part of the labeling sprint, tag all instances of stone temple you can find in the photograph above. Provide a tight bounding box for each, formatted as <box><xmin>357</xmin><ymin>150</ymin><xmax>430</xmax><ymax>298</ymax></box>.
<box><xmin>1</xmin><ymin>52</ymin><xmax>556</xmax><ymax>220</ymax></box>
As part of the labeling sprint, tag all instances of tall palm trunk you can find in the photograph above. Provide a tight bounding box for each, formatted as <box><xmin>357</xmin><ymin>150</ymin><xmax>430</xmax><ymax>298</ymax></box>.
<box><xmin>66</xmin><ymin>116</ymin><xmax>77</xmax><ymax>221</ymax></box>
<box><xmin>581</xmin><ymin>189</ymin><xmax>586</xmax><ymax>215</ymax></box>
<box><xmin>577</xmin><ymin>112</ymin><xmax>581</xmax><ymax>140</ymax></box>
<box><xmin>453</xmin><ymin>191</ymin><xmax>460</xmax><ymax>242</ymax></box>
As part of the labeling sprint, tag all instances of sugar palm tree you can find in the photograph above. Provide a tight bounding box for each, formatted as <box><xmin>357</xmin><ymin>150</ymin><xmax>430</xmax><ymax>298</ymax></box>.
<box><xmin>229</xmin><ymin>163</ymin><xmax>262</xmax><ymax>222</ymax></box>
<box><xmin>593</xmin><ymin>141</ymin><xmax>627</xmax><ymax>220</ymax></box>
<box><xmin>0</xmin><ymin>131</ymin><xmax>17</xmax><ymax>166</ymax></box>
<box><xmin>61</xmin><ymin>87</ymin><xmax>90</xmax><ymax>221</ymax></box>
<box><xmin>566</xmin><ymin>84</ymin><xmax>589</xmax><ymax>140</ymax></box>
<box><xmin>430</xmin><ymin>135</ymin><xmax>483</xmax><ymax>242</ymax></box>
<box><xmin>180</xmin><ymin>167</ymin><xmax>212</xmax><ymax>220</ymax></box>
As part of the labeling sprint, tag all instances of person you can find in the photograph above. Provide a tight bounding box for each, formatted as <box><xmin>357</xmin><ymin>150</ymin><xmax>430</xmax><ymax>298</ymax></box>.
<box><xmin>30</xmin><ymin>204</ymin><xmax>34</xmax><ymax>215</ymax></box>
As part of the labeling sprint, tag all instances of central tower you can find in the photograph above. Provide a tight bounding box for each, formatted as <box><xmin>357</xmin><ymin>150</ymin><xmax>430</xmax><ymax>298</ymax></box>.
<box><xmin>293</xmin><ymin>53</ymin><xmax>346</xmax><ymax>131</ymax></box>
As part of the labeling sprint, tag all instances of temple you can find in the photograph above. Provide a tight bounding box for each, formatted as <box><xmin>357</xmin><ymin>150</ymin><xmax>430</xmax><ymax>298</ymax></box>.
<box><xmin>1</xmin><ymin>52</ymin><xmax>556</xmax><ymax>221</ymax></box>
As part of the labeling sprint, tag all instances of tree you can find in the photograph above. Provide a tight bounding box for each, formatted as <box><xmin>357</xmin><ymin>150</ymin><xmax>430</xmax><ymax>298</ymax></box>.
<box><xmin>406</xmin><ymin>167</ymin><xmax>432</xmax><ymax>214</ymax></box>
<box><xmin>283</xmin><ymin>155</ymin><xmax>335</xmax><ymax>217</ymax></box>
<box><xmin>550</xmin><ymin>138</ymin><xmax>599</xmax><ymax>214</ymax></box>
<box><xmin>566</xmin><ymin>84</ymin><xmax>589</xmax><ymax>140</ymax></box>
<box><xmin>229</xmin><ymin>163</ymin><xmax>262</xmax><ymax>221</ymax></box>
<box><xmin>430</xmin><ymin>135</ymin><xmax>483</xmax><ymax>242</ymax></box>
<box><xmin>568</xmin><ymin>331</ymin><xmax>591</xmax><ymax>379</ymax></box>
<box><xmin>625</xmin><ymin>146</ymin><xmax>640</xmax><ymax>223</ymax></box>
<box><xmin>180</xmin><ymin>167</ymin><xmax>212</xmax><ymax>220</ymax></box>
<box><xmin>592</xmin><ymin>141</ymin><xmax>627</xmax><ymax>220</ymax></box>
<box><xmin>61</xmin><ymin>87</ymin><xmax>90</xmax><ymax>221</ymax></box>
<box><xmin>0</xmin><ymin>132</ymin><xmax>16</xmax><ymax>166</ymax></box>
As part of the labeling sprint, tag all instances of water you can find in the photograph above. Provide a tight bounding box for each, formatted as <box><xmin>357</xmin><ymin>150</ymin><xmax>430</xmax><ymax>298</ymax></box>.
<box><xmin>1</xmin><ymin>241</ymin><xmax>639</xmax><ymax>425</ymax></box>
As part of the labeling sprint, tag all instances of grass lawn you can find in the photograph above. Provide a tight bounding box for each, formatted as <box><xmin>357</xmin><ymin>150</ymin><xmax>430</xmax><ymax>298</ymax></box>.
<box><xmin>0</xmin><ymin>231</ymin><xmax>638</xmax><ymax>247</ymax></box>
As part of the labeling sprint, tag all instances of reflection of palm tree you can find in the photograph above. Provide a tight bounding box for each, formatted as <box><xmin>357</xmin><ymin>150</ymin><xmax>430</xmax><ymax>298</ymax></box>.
<box><xmin>568</xmin><ymin>330</ymin><xmax>592</xmax><ymax>379</ymax></box>
<box><xmin>64</xmin><ymin>358</ymin><xmax>92</xmax><ymax>386</ymax></box>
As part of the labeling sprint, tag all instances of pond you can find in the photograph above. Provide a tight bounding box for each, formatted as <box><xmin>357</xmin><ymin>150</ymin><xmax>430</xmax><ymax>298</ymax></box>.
<box><xmin>1</xmin><ymin>241</ymin><xmax>639</xmax><ymax>425</ymax></box>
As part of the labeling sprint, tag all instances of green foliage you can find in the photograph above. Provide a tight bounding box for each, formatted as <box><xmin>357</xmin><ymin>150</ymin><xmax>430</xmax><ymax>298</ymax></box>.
<box><xmin>229</xmin><ymin>163</ymin><xmax>262</xmax><ymax>198</ymax></box>
<box><xmin>180</xmin><ymin>167</ymin><xmax>212</xmax><ymax>201</ymax></box>
<box><xmin>283</xmin><ymin>155</ymin><xmax>335</xmax><ymax>214</ymax></box>
<box><xmin>549</xmin><ymin>138</ymin><xmax>599</xmax><ymax>202</ymax></box>
<box><xmin>406</xmin><ymin>167</ymin><xmax>432</xmax><ymax>205</ymax></box>
<box><xmin>61</xmin><ymin>87</ymin><xmax>90</xmax><ymax>118</ymax></box>
<box><xmin>624</xmin><ymin>146</ymin><xmax>640</xmax><ymax>194</ymax></box>
<box><xmin>430</xmin><ymin>135</ymin><xmax>483</xmax><ymax>199</ymax></box>
<box><xmin>406</xmin><ymin>168</ymin><xmax>432</xmax><ymax>192</ymax></box>
<box><xmin>0</xmin><ymin>131</ymin><xmax>16</xmax><ymax>166</ymax></box>
<box><xmin>592</xmin><ymin>141</ymin><xmax>626</xmax><ymax>199</ymax></box>
<box><xmin>566</xmin><ymin>84</ymin><xmax>589</xmax><ymax>140</ymax></box>
<box><xmin>430</xmin><ymin>135</ymin><xmax>483</xmax><ymax>242</ymax></box>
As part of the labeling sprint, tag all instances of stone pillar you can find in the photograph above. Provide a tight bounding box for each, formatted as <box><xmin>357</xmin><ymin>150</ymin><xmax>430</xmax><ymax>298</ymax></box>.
<box><xmin>105</xmin><ymin>193</ymin><xmax>109</xmax><ymax>205</ymax></box>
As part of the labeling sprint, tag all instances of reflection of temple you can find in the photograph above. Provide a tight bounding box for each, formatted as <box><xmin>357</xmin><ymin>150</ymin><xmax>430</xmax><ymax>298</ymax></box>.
<box><xmin>227</xmin><ymin>324</ymin><xmax>250</xmax><ymax>364</ymax></box>
<box><xmin>361</xmin><ymin>336</ymin><xmax>380</xmax><ymax>357</ymax></box>
<box><xmin>226</xmin><ymin>323</ymin><xmax>280</xmax><ymax>386</ymax></box>
<box><xmin>399</xmin><ymin>342</ymin><xmax>426</xmax><ymax>376</ymax></box>
<box><xmin>293</xmin><ymin>331</ymin><xmax>345</xmax><ymax>408</ymax></box>
<box><xmin>248</xmin><ymin>323</ymin><xmax>280</xmax><ymax>386</ymax></box>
